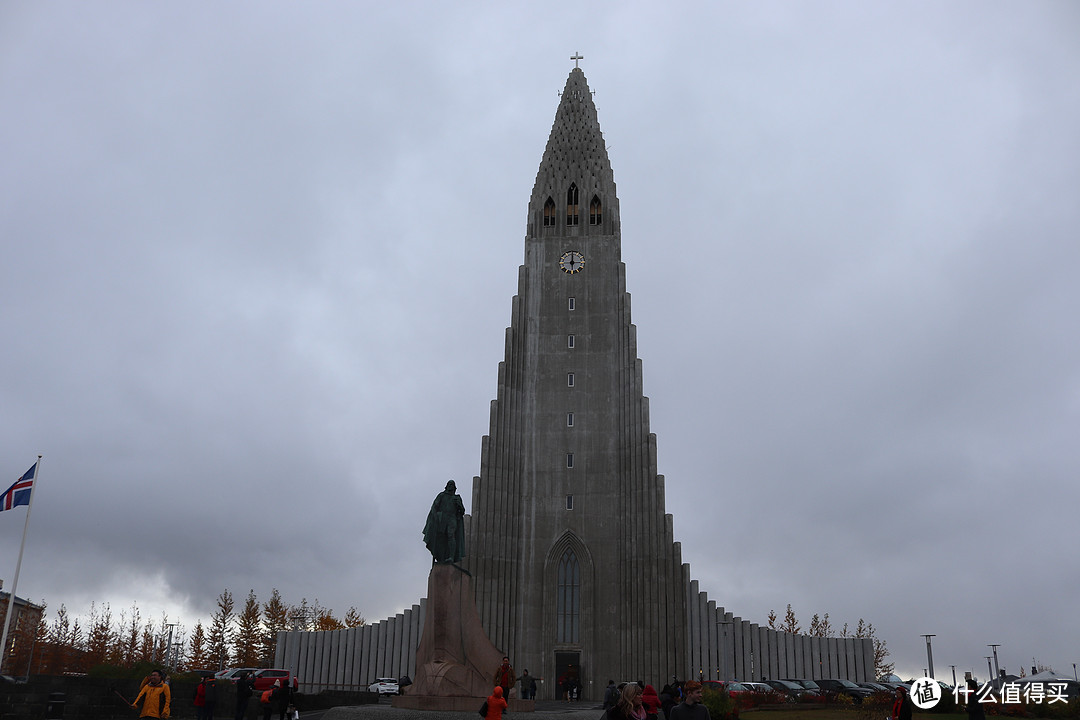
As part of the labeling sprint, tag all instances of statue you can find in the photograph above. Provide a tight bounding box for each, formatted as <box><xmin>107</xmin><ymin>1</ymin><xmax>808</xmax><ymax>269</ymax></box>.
<box><xmin>423</xmin><ymin>480</ymin><xmax>465</xmax><ymax>563</ymax></box>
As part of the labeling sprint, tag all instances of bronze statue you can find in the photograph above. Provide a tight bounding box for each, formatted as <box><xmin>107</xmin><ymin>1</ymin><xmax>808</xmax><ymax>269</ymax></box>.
<box><xmin>423</xmin><ymin>480</ymin><xmax>466</xmax><ymax>563</ymax></box>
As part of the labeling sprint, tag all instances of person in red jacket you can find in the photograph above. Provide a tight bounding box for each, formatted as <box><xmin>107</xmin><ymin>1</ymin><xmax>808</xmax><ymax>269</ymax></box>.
<box><xmin>484</xmin><ymin>686</ymin><xmax>509</xmax><ymax>720</ymax></box>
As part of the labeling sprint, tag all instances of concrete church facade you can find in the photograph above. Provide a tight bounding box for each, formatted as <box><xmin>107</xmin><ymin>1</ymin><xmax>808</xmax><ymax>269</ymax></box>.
<box><xmin>276</xmin><ymin>67</ymin><xmax>874</xmax><ymax>699</ymax></box>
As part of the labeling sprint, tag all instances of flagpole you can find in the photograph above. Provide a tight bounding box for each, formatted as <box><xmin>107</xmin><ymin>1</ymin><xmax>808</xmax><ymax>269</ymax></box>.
<box><xmin>0</xmin><ymin>455</ymin><xmax>42</xmax><ymax>675</ymax></box>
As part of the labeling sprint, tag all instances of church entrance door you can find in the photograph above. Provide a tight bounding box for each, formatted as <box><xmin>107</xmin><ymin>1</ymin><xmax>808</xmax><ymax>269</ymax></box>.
<box><xmin>555</xmin><ymin>651</ymin><xmax>581</xmax><ymax>701</ymax></box>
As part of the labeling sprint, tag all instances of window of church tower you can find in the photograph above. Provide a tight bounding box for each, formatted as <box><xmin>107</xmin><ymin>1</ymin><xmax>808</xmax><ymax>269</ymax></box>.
<box><xmin>566</xmin><ymin>184</ymin><xmax>579</xmax><ymax>226</ymax></box>
<box><xmin>556</xmin><ymin>548</ymin><xmax>580</xmax><ymax>642</ymax></box>
<box><xmin>567</xmin><ymin>334</ymin><xmax>575</xmax><ymax>348</ymax></box>
<box><xmin>568</xmin><ymin>297</ymin><xmax>576</xmax><ymax>311</ymax></box>
<box><xmin>589</xmin><ymin>195</ymin><xmax>602</xmax><ymax>225</ymax></box>
<box><xmin>565</xmin><ymin>494</ymin><xmax>574</xmax><ymax>510</ymax></box>
<box><xmin>566</xmin><ymin>453</ymin><xmax>574</xmax><ymax>468</ymax></box>
<box><xmin>567</xmin><ymin>373</ymin><xmax>575</xmax><ymax>387</ymax></box>
<box><xmin>567</xmin><ymin>412</ymin><xmax>574</xmax><ymax>427</ymax></box>
<box><xmin>543</xmin><ymin>197</ymin><xmax>556</xmax><ymax>227</ymax></box>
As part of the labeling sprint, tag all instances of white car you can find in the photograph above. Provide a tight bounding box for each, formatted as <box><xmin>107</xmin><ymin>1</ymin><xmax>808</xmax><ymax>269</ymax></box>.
<box><xmin>368</xmin><ymin>678</ymin><xmax>399</xmax><ymax>695</ymax></box>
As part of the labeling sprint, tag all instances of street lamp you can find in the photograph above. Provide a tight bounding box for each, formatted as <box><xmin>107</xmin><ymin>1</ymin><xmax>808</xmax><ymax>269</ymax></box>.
<box><xmin>989</xmin><ymin>645</ymin><xmax>1001</xmax><ymax>682</ymax></box>
<box><xmin>986</xmin><ymin>658</ymin><xmax>993</xmax><ymax>686</ymax></box>
<box><xmin>921</xmin><ymin>635</ymin><xmax>936</xmax><ymax>678</ymax></box>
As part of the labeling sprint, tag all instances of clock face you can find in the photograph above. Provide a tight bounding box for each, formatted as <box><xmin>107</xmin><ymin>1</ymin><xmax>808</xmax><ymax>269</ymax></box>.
<box><xmin>560</xmin><ymin>250</ymin><xmax>585</xmax><ymax>274</ymax></box>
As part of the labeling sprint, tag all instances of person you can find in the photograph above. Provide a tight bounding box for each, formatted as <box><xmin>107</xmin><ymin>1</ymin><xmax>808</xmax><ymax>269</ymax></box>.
<box><xmin>494</xmin><ymin>656</ymin><xmax>515</xmax><ymax>698</ymax></box>
<box><xmin>561</xmin><ymin>664</ymin><xmax>579</xmax><ymax>702</ymax></box>
<box><xmin>892</xmin><ymin>686</ymin><xmax>912</xmax><ymax>720</ymax></box>
<box><xmin>422</xmin><ymin>480</ymin><xmax>466</xmax><ymax>563</ymax></box>
<box><xmin>518</xmin><ymin>669</ymin><xmax>537</xmax><ymax>700</ymax></box>
<box><xmin>605</xmin><ymin>682</ymin><xmax>647</xmax><ymax>720</ymax></box>
<box><xmin>669</xmin><ymin>681</ymin><xmax>710</xmax><ymax>720</ymax></box>
<box><xmin>659</xmin><ymin>684</ymin><xmax>678</xmax><ymax>719</ymax></box>
<box><xmin>262</xmin><ymin>680</ymin><xmax>291</xmax><ymax>720</ymax></box>
<box><xmin>132</xmin><ymin>669</ymin><xmax>171</xmax><ymax>720</ymax></box>
<box><xmin>483</xmin><ymin>685</ymin><xmax>508</xmax><ymax>720</ymax></box>
<box><xmin>604</xmin><ymin>680</ymin><xmax>619</xmax><ymax>710</ymax></box>
<box><xmin>965</xmin><ymin>680</ymin><xmax>985</xmax><ymax>720</ymax></box>
<box><xmin>642</xmin><ymin>684</ymin><xmax>661</xmax><ymax>719</ymax></box>
<box><xmin>235</xmin><ymin>671</ymin><xmax>255</xmax><ymax>720</ymax></box>
<box><xmin>195</xmin><ymin>675</ymin><xmax>216</xmax><ymax>720</ymax></box>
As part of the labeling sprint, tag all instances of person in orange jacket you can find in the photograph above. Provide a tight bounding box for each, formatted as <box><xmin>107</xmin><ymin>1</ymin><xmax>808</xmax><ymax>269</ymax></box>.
<box><xmin>132</xmin><ymin>669</ymin><xmax>171</xmax><ymax>719</ymax></box>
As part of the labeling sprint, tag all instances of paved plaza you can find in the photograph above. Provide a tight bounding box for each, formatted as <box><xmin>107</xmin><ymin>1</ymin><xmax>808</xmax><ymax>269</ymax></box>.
<box><xmin>324</xmin><ymin>700</ymin><xmax>603</xmax><ymax>720</ymax></box>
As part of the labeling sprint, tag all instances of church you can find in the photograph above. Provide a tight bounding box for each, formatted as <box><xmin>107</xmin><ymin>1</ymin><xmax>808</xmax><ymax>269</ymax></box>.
<box><xmin>276</xmin><ymin>65</ymin><xmax>874</xmax><ymax>700</ymax></box>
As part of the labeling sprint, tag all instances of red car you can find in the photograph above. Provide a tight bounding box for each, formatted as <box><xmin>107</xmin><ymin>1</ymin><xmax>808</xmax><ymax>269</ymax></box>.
<box><xmin>252</xmin><ymin>669</ymin><xmax>299</xmax><ymax>692</ymax></box>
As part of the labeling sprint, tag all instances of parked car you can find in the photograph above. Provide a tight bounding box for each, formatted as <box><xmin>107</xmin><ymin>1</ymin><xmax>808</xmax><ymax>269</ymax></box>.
<box><xmin>253</xmin><ymin>669</ymin><xmax>298</xmax><ymax>691</ymax></box>
<box><xmin>782</xmin><ymin>679</ymin><xmax>828</xmax><ymax>700</ymax></box>
<box><xmin>741</xmin><ymin>681</ymin><xmax>790</xmax><ymax>703</ymax></box>
<box><xmin>216</xmin><ymin>667</ymin><xmax>259</xmax><ymax>682</ymax></box>
<box><xmin>858</xmin><ymin>682</ymin><xmax>894</xmax><ymax>696</ymax></box>
<box><xmin>368</xmin><ymin>678</ymin><xmax>400</xmax><ymax>695</ymax></box>
<box><xmin>815</xmin><ymin>678</ymin><xmax>875</xmax><ymax>703</ymax></box>
<box><xmin>703</xmin><ymin>680</ymin><xmax>753</xmax><ymax>705</ymax></box>
<box><xmin>765</xmin><ymin>679</ymin><xmax>810</xmax><ymax>700</ymax></box>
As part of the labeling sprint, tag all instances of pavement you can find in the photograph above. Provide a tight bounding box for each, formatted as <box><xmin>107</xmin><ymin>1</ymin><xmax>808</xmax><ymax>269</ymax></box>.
<box><xmin>322</xmin><ymin>700</ymin><xmax>603</xmax><ymax>720</ymax></box>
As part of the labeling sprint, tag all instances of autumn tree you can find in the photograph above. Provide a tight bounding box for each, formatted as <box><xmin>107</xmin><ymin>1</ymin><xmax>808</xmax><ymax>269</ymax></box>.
<box><xmin>809</xmin><ymin>612</ymin><xmax>834</xmax><ymax>637</ymax></box>
<box><xmin>344</xmin><ymin>607</ymin><xmax>366</xmax><ymax>628</ymax></box>
<box><xmin>261</xmin><ymin>589</ymin><xmax>289</xmax><ymax>667</ymax></box>
<box><xmin>854</xmin><ymin>619</ymin><xmax>893</xmax><ymax>678</ymax></box>
<box><xmin>207</xmin><ymin>590</ymin><xmax>234</xmax><ymax>671</ymax></box>
<box><xmin>313</xmin><ymin>601</ymin><xmax>344</xmax><ymax>632</ymax></box>
<box><xmin>84</xmin><ymin>602</ymin><xmax>114</xmax><ymax>669</ymax></box>
<box><xmin>189</xmin><ymin>621</ymin><xmax>210</xmax><ymax>671</ymax></box>
<box><xmin>234</xmin><ymin>590</ymin><xmax>262</xmax><ymax>667</ymax></box>
<box><xmin>767</xmin><ymin>609</ymin><xmax>777</xmax><ymax>630</ymax></box>
<box><xmin>120</xmin><ymin>605</ymin><xmax>141</xmax><ymax>666</ymax></box>
<box><xmin>781</xmin><ymin>604</ymin><xmax>801</xmax><ymax>634</ymax></box>
<box><xmin>42</xmin><ymin>604</ymin><xmax>71</xmax><ymax>674</ymax></box>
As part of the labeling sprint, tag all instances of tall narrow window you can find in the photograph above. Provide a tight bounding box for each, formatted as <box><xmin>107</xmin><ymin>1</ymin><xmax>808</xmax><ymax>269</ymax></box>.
<box><xmin>568</xmin><ymin>297</ymin><xmax>576</xmax><ymax>311</ymax></box>
<box><xmin>567</xmin><ymin>412</ymin><xmax>574</xmax><ymax>427</ymax></box>
<box><xmin>567</xmin><ymin>373</ymin><xmax>575</xmax><ymax>387</ymax></box>
<box><xmin>589</xmin><ymin>195</ymin><xmax>602</xmax><ymax>225</ymax></box>
<box><xmin>566</xmin><ymin>453</ymin><xmax>574</xmax><ymax>468</ymax></box>
<box><xmin>566</xmin><ymin>494</ymin><xmax>574</xmax><ymax>510</ymax></box>
<box><xmin>567</xmin><ymin>334</ymin><xmax>575</xmax><ymax>348</ymax></box>
<box><xmin>543</xmin><ymin>197</ymin><xmax>556</xmax><ymax>227</ymax></box>
<box><xmin>556</xmin><ymin>548</ymin><xmax>580</xmax><ymax>643</ymax></box>
<box><xmin>566</xmin><ymin>184</ymin><xmax>579</xmax><ymax>226</ymax></box>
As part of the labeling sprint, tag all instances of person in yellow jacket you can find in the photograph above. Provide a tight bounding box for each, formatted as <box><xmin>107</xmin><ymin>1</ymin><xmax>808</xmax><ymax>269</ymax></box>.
<box><xmin>132</xmin><ymin>669</ymin><xmax>171</xmax><ymax>719</ymax></box>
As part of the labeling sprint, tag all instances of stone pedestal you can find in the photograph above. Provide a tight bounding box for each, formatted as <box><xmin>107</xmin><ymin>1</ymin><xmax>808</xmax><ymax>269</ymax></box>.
<box><xmin>393</xmin><ymin>563</ymin><xmax>533</xmax><ymax>712</ymax></box>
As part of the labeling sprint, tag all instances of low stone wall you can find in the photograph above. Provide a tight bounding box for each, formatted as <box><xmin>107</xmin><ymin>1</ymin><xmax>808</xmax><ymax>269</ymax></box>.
<box><xmin>0</xmin><ymin>676</ymin><xmax>378</xmax><ymax>720</ymax></box>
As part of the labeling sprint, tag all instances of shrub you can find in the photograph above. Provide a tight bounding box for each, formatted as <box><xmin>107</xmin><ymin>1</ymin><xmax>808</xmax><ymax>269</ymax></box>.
<box><xmin>703</xmin><ymin>687</ymin><xmax>739</xmax><ymax>720</ymax></box>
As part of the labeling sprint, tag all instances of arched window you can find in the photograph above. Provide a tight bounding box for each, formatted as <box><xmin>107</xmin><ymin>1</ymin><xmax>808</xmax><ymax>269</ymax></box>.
<box><xmin>543</xmin><ymin>197</ymin><xmax>556</xmax><ymax>227</ymax></box>
<box><xmin>556</xmin><ymin>548</ymin><xmax>580</xmax><ymax>643</ymax></box>
<box><xmin>566</xmin><ymin>184</ymin><xmax>579</xmax><ymax>226</ymax></box>
<box><xmin>589</xmin><ymin>196</ymin><xmax>602</xmax><ymax>225</ymax></box>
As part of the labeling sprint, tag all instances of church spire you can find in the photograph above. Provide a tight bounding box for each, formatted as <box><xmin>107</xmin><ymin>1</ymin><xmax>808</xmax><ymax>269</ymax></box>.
<box><xmin>529</xmin><ymin>68</ymin><xmax>619</xmax><ymax>236</ymax></box>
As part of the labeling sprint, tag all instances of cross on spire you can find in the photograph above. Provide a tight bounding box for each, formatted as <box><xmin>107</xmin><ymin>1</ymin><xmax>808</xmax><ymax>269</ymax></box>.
<box><xmin>571</xmin><ymin>52</ymin><xmax>583</xmax><ymax>68</ymax></box>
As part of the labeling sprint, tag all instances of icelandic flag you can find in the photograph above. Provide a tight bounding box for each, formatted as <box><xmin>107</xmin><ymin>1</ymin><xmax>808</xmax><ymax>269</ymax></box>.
<box><xmin>1</xmin><ymin>464</ymin><xmax>36</xmax><ymax>512</ymax></box>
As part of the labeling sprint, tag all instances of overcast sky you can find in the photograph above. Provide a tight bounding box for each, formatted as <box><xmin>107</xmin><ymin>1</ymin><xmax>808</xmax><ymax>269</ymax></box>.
<box><xmin>2</xmin><ymin>1</ymin><xmax>1078</xmax><ymax>683</ymax></box>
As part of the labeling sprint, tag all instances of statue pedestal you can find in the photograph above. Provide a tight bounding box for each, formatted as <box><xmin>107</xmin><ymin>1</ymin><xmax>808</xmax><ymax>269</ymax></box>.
<box><xmin>394</xmin><ymin>563</ymin><xmax>534</xmax><ymax>712</ymax></box>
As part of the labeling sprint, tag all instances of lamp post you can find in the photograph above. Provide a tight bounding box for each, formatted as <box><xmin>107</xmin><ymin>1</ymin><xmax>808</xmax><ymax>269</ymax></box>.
<box><xmin>922</xmin><ymin>635</ymin><xmax>936</xmax><ymax>678</ymax></box>
<box><xmin>986</xmin><ymin>658</ymin><xmax>993</xmax><ymax>686</ymax></box>
<box><xmin>989</xmin><ymin>645</ymin><xmax>1001</xmax><ymax>682</ymax></box>
<box><xmin>950</xmin><ymin>665</ymin><xmax>957</xmax><ymax>687</ymax></box>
